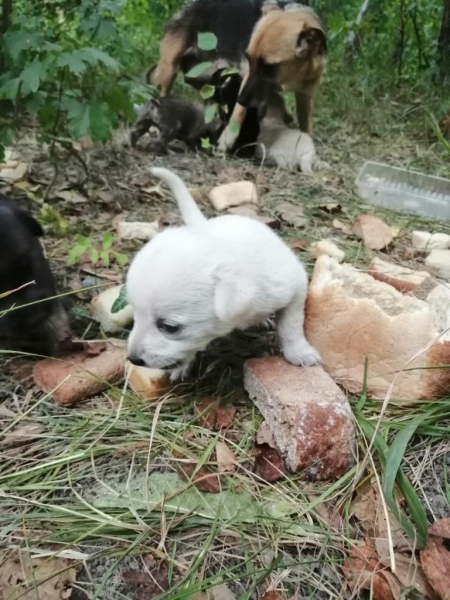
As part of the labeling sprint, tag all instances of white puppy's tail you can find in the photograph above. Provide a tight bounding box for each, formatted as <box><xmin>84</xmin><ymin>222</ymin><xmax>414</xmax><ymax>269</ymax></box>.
<box><xmin>150</xmin><ymin>167</ymin><xmax>207</xmax><ymax>227</ymax></box>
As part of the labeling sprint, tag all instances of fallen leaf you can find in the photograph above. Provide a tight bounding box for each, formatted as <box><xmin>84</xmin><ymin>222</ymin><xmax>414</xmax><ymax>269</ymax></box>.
<box><xmin>275</xmin><ymin>201</ymin><xmax>307</xmax><ymax>228</ymax></box>
<box><xmin>55</xmin><ymin>189</ymin><xmax>88</xmax><ymax>204</ymax></box>
<box><xmin>208</xmin><ymin>583</ymin><xmax>237</xmax><ymax>600</ymax></box>
<box><xmin>342</xmin><ymin>545</ymin><xmax>394</xmax><ymax>600</ymax></box>
<box><xmin>255</xmin><ymin>422</ymin><xmax>277</xmax><ymax>448</ymax></box>
<box><xmin>142</xmin><ymin>184</ymin><xmax>164</xmax><ymax>198</ymax></box>
<box><xmin>195</xmin><ymin>398</ymin><xmax>236</xmax><ymax>431</ymax></box>
<box><xmin>0</xmin><ymin>552</ymin><xmax>76</xmax><ymax>600</ymax></box>
<box><xmin>216</xmin><ymin>441</ymin><xmax>236</xmax><ymax>473</ymax></box>
<box><xmin>0</xmin><ymin>162</ymin><xmax>28</xmax><ymax>182</ymax></box>
<box><xmin>253</xmin><ymin>444</ymin><xmax>285</xmax><ymax>482</ymax></box>
<box><xmin>333</xmin><ymin>218</ymin><xmax>353</xmax><ymax>235</ymax></box>
<box><xmin>318</xmin><ymin>202</ymin><xmax>342</xmax><ymax>214</ymax></box>
<box><xmin>421</xmin><ymin>518</ymin><xmax>450</xmax><ymax>600</ymax></box>
<box><xmin>0</xmin><ymin>423</ymin><xmax>45</xmax><ymax>447</ymax></box>
<box><xmin>259</xmin><ymin>591</ymin><xmax>286</xmax><ymax>600</ymax></box>
<box><xmin>379</xmin><ymin>553</ymin><xmax>438</xmax><ymax>599</ymax></box>
<box><xmin>189</xmin><ymin>188</ymin><xmax>203</xmax><ymax>203</ymax></box>
<box><xmin>351</xmin><ymin>214</ymin><xmax>393</xmax><ymax>250</ymax></box>
<box><xmin>123</xmin><ymin>559</ymin><xmax>168</xmax><ymax>600</ymax></box>
<box><xmin>179</xmin><ymin>463</ymin><xmax>222</xmax><ymax>493</ymax></box>
<box><xmin>209</xmin><ymin>181</ymin><xmax>258</xmax><ymax>211</ymax></box>
<box><xmin>288</xmin><ymin>239</ymin><xmax>308</xmax><ymax>251</ymax></box>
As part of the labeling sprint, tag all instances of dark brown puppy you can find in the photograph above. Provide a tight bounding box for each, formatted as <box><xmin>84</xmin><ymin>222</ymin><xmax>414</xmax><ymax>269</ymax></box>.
<box><xmin>0</xmin><ymin>194</ymin><xmax>71</xmax><ymax>355</ymax></box>
<box><xmin>130</xmin><ymin>96</ymin><xmax>222</xmax><ymax>151</ymax></box>
<box><xmin>150</xmin><ymin>0</ymin><xmax>326</xmax><ymax>152</ymax></box>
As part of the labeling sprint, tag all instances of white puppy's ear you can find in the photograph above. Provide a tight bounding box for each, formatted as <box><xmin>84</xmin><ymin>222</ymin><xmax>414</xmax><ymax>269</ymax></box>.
<box><xmin>214</xmin><ymin>267</ymin><xmax>256</xmax><ymax>323</ymax></box>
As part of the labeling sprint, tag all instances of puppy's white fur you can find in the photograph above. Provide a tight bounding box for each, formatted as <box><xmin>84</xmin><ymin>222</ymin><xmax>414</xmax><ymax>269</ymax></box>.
<box><xmin>256</xmin><ymin>117</ymin><xmax>316</xmax><ymax>174</ymax></box>
<box><xmin>126</xmin><ymin>167</ymin><xmax>320</xmax><ymax>380</ymax></box>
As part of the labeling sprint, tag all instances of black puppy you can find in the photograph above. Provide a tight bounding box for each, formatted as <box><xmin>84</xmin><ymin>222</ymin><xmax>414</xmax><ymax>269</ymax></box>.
<box><xmin>0</xmin><ymin>194</ymin><xmax>71</xmax><ymax>354</ymax></box>
<box><xmin>130</xmin><ymin>96</ymin><xmax>223</xmax><ymax>151</ymax></box>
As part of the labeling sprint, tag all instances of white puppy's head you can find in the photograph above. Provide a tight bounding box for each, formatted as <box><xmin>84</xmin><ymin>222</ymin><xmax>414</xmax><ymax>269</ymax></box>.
<box><xmin>126</xmin><ymin>168</ymin><xmax>256</xmax><ymax>373</ymax></box>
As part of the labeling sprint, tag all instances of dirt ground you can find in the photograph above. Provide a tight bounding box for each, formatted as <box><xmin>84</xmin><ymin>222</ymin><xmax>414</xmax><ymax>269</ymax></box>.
<box><xmin>1</xmin><ymin>100</ymin><xmax>450</xmax><ymax>599</ymax></box>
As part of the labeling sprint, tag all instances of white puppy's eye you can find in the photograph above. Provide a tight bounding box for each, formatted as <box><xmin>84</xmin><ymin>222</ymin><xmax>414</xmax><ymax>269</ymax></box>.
<box><xmin>156</xmin><ymin>318</ymin><xmax>182</xmax><ymax>335</ymax></box>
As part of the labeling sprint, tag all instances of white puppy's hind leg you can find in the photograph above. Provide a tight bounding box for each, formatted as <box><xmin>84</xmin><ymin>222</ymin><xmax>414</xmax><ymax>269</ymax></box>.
<box><xmin>276</xmin><ymin>291</ymin><xmax>320</xmax><ymax>367</ymax></box>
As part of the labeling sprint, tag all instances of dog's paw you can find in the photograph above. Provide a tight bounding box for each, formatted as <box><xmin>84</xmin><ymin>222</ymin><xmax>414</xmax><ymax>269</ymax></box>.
<box><xmin>169</xmin><ymin>362</ymin><xmax>192</xmax><ymax>382</ymax></box>
<box><xmin>282</xmin><ymin>340</ymin><xmax>321</xmax><ymax>367</ymax></box>
<box><xmin>217</xmin><ymin>127</ymin><xmax>238</xmax><ymax>153</ymax></box>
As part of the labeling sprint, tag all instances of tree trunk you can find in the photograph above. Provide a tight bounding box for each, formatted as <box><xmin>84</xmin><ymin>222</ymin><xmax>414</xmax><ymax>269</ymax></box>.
<box><xmin>438</xmin><ymin>0</ymin><xmax>450</xmax><ymax>81</ymax></box>
<box><xmin>1</xmin><ymin>0</ymin><xmax>13</xmax><ymax>72</ymax></box>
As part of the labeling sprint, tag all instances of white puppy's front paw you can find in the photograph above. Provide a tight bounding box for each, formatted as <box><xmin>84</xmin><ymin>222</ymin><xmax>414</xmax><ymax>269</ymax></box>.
<box><xmin>282</xmin><ymin>340</ymin><xmax>321</xmax><ymax>367</ymax></box>
<box><xmin>169</xmin><ymin>361</ymin><xmax>193</xmax><ymax>382</ymax></box>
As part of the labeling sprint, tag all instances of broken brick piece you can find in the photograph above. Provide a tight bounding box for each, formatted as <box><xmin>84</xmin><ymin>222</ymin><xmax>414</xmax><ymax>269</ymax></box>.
<box><xmin>244</xmin><ymin>357</ymin><xmax>355</xmax><ymax>481</ymax></box>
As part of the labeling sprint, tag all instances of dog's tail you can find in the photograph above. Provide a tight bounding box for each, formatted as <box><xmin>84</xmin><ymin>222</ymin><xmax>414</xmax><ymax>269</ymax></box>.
<box><xmin>150</xmin><ymin>167</ymin><xmax>207</xmax><ymax>227</ymax></box>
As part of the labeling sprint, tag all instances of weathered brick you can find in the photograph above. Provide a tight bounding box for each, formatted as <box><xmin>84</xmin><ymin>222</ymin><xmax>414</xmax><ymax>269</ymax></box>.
<box><xmin>244</xmin><ymin>357</ymin><xmax>355</xmax><ymax>481</ymax></box>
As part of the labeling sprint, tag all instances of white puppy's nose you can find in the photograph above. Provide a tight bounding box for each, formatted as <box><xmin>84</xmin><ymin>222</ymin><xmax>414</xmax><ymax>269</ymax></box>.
<box><xmin>128</xmin><ymin>355</ymin><xmax>146</xmax><ymax>367</ymax></box>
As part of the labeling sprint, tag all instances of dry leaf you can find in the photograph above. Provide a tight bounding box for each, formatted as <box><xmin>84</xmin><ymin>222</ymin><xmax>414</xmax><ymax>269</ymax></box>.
<box><xmin>216</xmin><ymin>441</ymin><xmax>236</xmax><ymax>473</ymax></box>
<box><xmin>195</xmin><ymin>398</ymin><xmax>236</xmax><ymax>431</ymax></box>
<box><xmin>179</xmin><ymin>463</ymin><xmax>222</xmax><ymax>493</ymax></box>
<box><xmin>0</xmin><ymin>162</ymin><xmax>28</xmax><ymax>182</ymax></box>
<box><xmin>275</xmin><ymin>201</ymin><xmax>307</xmax><ymax>228</ymax></box>
<box><xmin>333</xmin><ymin>218</ymin><xmax>353</xmax><ymax>235</ymax></box>
<box><xmin>288</xmin><ymin>239</ymin><xmax>308</xmax><ymax>251</ymax></box>
<box><xmin>351</xmin><ymin>214</ymin><xmax>393</xmax><ymax>250</ymax></box>
<box><xmin>253</xmin><ymin>444</ymin><xmax>285</xmax><ymax>482</ymax></box>
<box><xmin>259</xmin><ymin>591</ymin><xmax>286</xmax><ymax>600</ymax></box>
<box><xmin>379</xmin><ymin>553</ymin><xmax>438</xmax><ymax>599</ymax></box>
<box><xmin>342</xmin><ymin>545</ymin><xmax>394</xmax><ymax>600</ymax></box>
<box><xmin>318</xmin><ymin>202</ymin><xmax>342</xmax><ymax>214</ymax></box>
<box><xmin>208</xmin><ymin>583</ymin><xmax>237</xmax><ymax>600</ymax></box>
<box><xmin>0</xmin><ymin>552</ymin><xmax>76</xmax><ymax>600</ymax></box>
<box><xmin>55</xmin><ymin>189</ymin><xmax>88</xmax><ymax>204</ymax></box>
<box><xmin>0</xmin><ymin>423</ymin><xmax>45</xmax><ymax>447</ymax></box>
<box><xmin>255</xmin><ymin>422</ymin><xmax>276</xmax><ymax>448</ymax></box>
<box><xmin>421</xmin><ymin>518</ymin><xmax>450</xmax><ymax>600</ymax></box>
<box><xmin>123</xmin><ymin>560</ymin><xmax>168</xmax><ymax>600</ymax></box>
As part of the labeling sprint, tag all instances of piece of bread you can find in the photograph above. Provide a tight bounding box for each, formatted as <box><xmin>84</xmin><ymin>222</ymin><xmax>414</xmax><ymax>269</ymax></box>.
<box><xmin>90</xmin><ymin>285</ymin><xmax>134</xmax><ymax>333</ymax></box>
<box><xmin>127</xmin><ymin>362</ymin><xmax>170</xmax><ymax>401</ymax></box>
<box><xmin>305</xmin><ymin>256</ymin><xmax>450</xmax><ymax>400</ymax></box>
<box><xmin>368</xmin><ymin>257</ymin><xmax>431</xmax><ymax>293</ymax></box>
<box><xmin>33</xmin><ymin>340</ymin><xmax>127</xmax><ymax>405</ymax></box>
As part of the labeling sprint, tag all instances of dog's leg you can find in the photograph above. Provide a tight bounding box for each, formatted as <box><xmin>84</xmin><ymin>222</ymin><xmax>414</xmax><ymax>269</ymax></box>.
<box><xmin>295</xmin><ymin>78</ymin><xmax>320</xmax><ymax>135</ymax></box>
<box><xmin>276</xmin><ymin>291</ymin><xmax>320</xmax><ymax>366</ymax></box>
<box><xmin>152</xmin><ymin>31</ymin><xmax>187</xmax><ymax>96</ymax></box>
<box><xmin>217</xmin><ymin>69</ymin><xmax>254</xmax><ymax>152</ymax></box>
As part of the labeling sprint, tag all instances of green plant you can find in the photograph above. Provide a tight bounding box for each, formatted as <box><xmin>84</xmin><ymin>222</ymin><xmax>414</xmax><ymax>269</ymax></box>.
<box><xmin>68</xmin><ymin>232</ymin><xmax>128</xmax><ymax>267</ymax></box>
<box><xmin>111</xmin><ymin>284</ymin><xmax>128</xmax><ymax>313</ymax></box>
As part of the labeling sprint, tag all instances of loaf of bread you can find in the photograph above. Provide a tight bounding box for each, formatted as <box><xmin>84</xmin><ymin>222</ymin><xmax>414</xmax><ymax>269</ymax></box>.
<box><xmin>305</xmin><ymin>255</ymin><xmax>450</xmax><ymax>400</ymax></box>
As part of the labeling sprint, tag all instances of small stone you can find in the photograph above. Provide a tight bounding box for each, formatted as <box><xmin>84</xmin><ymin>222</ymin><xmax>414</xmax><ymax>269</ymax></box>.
<box><xmin>425</xmin><ymin>249</ymin><xmax>450</xmax><ymax>280</ymax></box>
<box><xmin>209</xmin><ymin>181</ymin><xmax>258</xmax><ymax>211</ymax></box>
<box><xmin>310</xmin><ymin>239</ymin><xmax>345</xmax><ymax>262</ymax></box>
<box><xmin>412</xmin><ymin>231</ymin><xmax>450</xmax><ymax>251</ymax></box>
<box><xmin>244</xmin><ymin>357</ymin><xmax>355</xmax><ymax>480</ymax></box>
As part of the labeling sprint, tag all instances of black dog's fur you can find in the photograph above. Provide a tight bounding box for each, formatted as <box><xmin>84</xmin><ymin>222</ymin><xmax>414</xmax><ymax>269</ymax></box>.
<box><xmin>0</xmin><ymin>194</ymin><xmax>71</xmax><ymax>354</ymax></box>
<box><xmin>130</xmin><ymin>96</ymin><xmax>222</xmax><ymax>151</ymax></box>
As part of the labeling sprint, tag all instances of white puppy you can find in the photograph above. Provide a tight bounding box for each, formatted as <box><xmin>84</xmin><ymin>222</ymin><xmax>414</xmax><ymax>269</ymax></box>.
<box><xmin>126</xmin><ymin>168</ymin><xmax>320</xmax><ymax>380</ymax></box>
<box><xmin>256</xmin><ymin>117</ymin><xmax>317</xmax><ymax>174</ymax></box>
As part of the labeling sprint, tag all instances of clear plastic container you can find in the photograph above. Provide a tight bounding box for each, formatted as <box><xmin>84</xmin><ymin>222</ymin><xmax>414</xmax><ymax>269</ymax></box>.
<box><xmin>355</xmin><ymin>161</ymin><xmax>450</xmax><ymax>220</ymax></box>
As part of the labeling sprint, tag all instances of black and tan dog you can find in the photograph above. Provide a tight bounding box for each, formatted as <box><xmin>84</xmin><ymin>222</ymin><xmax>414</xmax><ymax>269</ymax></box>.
<box><xmin>149</xmin><ymin>0</ymin><xmax>327</xmax><ymax>153</ymax></box>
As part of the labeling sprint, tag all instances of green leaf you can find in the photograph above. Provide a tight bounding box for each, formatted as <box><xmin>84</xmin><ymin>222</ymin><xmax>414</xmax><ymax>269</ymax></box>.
<box><xmin>81</xmin><ymin>48</ymin><xmax>119</xmax><ymax>71</ymax></box>
<box><xmin>67</xmin><ymin>102</ymin><xmax>91</xmax><ymax>139</ymax></box>
<box><xmin>90</xmin><ymin>248</ymin><xmax>99</xmax><ymax>264</ymax></box>
<box><xmin>75</xmin><ymin>234</ymin><xmax>91</xmax><ymax>249</ymax></box>
<box><xmin>198</xmin><ymin>32</ymin><xmax>218</xmax><ymax>51</ymax></box>
<box><xmin>200</xmin><ymin>85</ymin><xmax>215</xmax><ymax>100</ymax></box>
<box><xmin>20</xmin><ymin>61</ymin><xmax>47</xmax><ymax>96</ymax></box>
<box><xmin>185</xmin><ymin>62</ymin><xmax>212</xmax><ymax>79</ymax></box>
<box><xmin>68</xmin><ymin>244</ymin><xmax>87</xmax><ymax>266</ymax></box>
<box><xmin>204</xmin><ymin>103</ymin><xmax>218</xmax><ymax>124</ymax></box>
<box><xmin>5</xmin><ymin>31</ymin><xmax>43</xmax><ymax>62</ymax></box>
<box><xmin>57</xmin><ymin>52</ymin><xmax>87</xmax><ymax>76</ymax></box>
<box><xmin>221</xmin><ymin>66</ymin><xmax>239</xmax><ymax>76</ymax></box>
<box><xmin>88</xmin><ymin>102</ymin><xmax>114</xmax><ymax>143</ymax></box>
<box><xmin>113</xmin><ymin>252</ymin><xmax>129</xmax><ymax>266</ymax></box>
<box><xmin>102</xmin><ymin>232</ymin><xmax>114</xmax><ymax>251</ymax></box>
<box><xmin>229</xmin><ymin>120</ymin><xmax>241</xmax><ymax>136</ymax></box>
<box><xmin>100</xmin><ymin>251</ymin><xmax>110</xmax><ymax>266</ymax></box>
<box><xmin>0</xmin><ymin>78</ymin><xmax>21</xmax><ymax>101</ymax></box>
<box><xmin>111</xmin><ymin>285</ymin><xmax>128</xmax><ymax>313</ymax></box>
